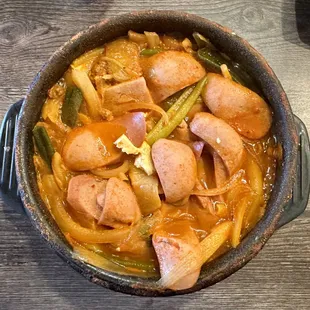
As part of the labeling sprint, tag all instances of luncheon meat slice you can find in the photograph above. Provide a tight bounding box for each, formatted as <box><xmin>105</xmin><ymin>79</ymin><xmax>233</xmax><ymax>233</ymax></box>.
<box><xmin>153</xmin><ymin>227</ymin><xmax>201</xmax><ymax>290</ymax></box>
<box><xmin>112</xmin><ymin>112</ymin><xmax>146</xmax><ymax>147</ymax></box>
<box><xmin>62</xmin><ymin>123</ymin><xmax>126</xmax><ymax>171</ymax></box>
<box><xmin>152</xmin><ymin>139</ymin><xmax>197</xmax><ymax>203</ymax></box>
<box><xmin>97</xmin><ymin>177</ymin><xmax>141</xmax><ymax>228</ymax></box>
<box><xmin>103</xmin><ymin>77</ymin><xmax>154</xmax><ymax>111</ymax></box>
<box><xmin>190</xmin><ymin>113</ymin><xmax>244</xmax><ymax>175</ymax></box>
<box><xmin>67</xmin><ymin>175</ymin><xmax>107</xmax><ymax>219</ymax></box>
<box><xmin>202</xmin><ymin>73</ymin><xmax>272</xmax><ymax>139</ymax></box>
<box><xmin>141</xmin><ymin>51</ymin><xmax>206</xmax><ymax>103</ymax></box>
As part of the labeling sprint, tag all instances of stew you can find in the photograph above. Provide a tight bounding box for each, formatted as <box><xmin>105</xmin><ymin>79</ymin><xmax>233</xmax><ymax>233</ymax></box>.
<box><xmin>33</xmin><ymin>30</ymin><xmax>280</xmax><ymax>290</ymax></box>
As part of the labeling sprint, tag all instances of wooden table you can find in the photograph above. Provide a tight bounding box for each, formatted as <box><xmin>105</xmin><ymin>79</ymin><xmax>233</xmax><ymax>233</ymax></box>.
<box><xmin>0</xmin><ymin>0</ymin><xmax>309</xmax><ymax>309</ymax></box>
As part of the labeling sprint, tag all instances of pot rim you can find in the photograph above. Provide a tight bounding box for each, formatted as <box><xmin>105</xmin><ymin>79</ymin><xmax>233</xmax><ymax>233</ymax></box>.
<box><xmin>15</xmin><ymin>10</ymin><xmax>297</xmax><ymax>297</ymax></box>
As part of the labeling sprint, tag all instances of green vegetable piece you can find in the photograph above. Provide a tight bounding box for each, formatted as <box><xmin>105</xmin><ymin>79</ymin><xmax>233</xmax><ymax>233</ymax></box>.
<box><xmin>197</xmin><ymin>47</ymin><xmax>261</xmax><ymax>94</ymax></box>
<box><xmin>33</xmin><ymin>126</ymin><xmax>55</xmax><ymax>168</ymax></box>
<box><xmin>140</xmin><ymin>48</ymin><xmax>162</xmax><ymax>56</ymax></box>
<box><xmin>197</xmin><ymin>47</ymin><xmax>244</xmax><ymax>84</ymax></box>
<box><xmin>61</xmin><ymin>86</ymin><xmax>83</xmax><ymax>127</ymax></box>
<box><xmin>161</xmin><ymin>89</ymin><xmax>184</xmax><ymax>111</ymax></box>
<box><xmin>193</xmin><ymin>32</ymin><xmax>215</xmax><ymax>49</ymax></box>
<box><xmin>146</xmin><ymin>86</ymin><xmax>193</xmax><ymax>145</ymax></box>
<box><xmin>101</xmin><ymin>252</ymin><xmax>157</xmax><ymax>273</ymax></box>
<box><xmin>146</xmin><ymin>76</ymin><xmax>208</xmax><ymax>145</ymax></box>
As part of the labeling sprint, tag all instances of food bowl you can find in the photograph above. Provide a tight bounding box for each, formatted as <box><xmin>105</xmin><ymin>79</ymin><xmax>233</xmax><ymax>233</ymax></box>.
<box><xmin>1</xmin><ymin>10</ymin><xmax>309</xmax><ymax>296</ymax></box>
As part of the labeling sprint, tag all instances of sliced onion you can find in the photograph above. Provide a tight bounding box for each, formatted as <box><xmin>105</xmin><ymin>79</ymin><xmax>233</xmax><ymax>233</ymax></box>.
<box><xmin>91</xmin><ymin>160</ymin><xmax>129</xmax><ymax>178</ymax></box>
<box><xmin>192</xmin><ymin>169</ymin><xmax>245</xmax><ymax>197</ymax></box>
<box><xmin>115</xmin><ymin>103</ymin><xmax>169</xmax><ymax>124</ymax></box>
<box><xmin>128</xmin><ymin>30</ymin><xmax>147</xmax><ymax>44</ymax></box>
<box><xmin>144</xmin><ymin>31</ymin><xmax>161</xmax><ymax>49</ymax></box>
<box><xmin>220</xmin><ymin>64</ymin><xmax>232</xmax><ymax>80</ymax></box>
<box><xmin>231</xmin><ymin>197</ymin><xmax>248</xmax><ymax>248</ymax></box>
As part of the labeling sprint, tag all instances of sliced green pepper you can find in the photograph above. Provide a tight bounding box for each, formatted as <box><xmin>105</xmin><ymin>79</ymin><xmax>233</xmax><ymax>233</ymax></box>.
<box><xmin>193</xmin><ymin>32</ymin><xmax>215</xmax><ymax>49</ymax></box>
<box><xmin>33</xmin><ymin>126</ymin><xmax>55</xmax><ymax>168</ymax></box>
<box><xmin>140</xmin><ymin>48</ymin><xmax>162</xmax><ymax>56</ymax></box>
<box><xmin>193</xmin><ymin>32</ymin><xmax>261</xmax><ymax>94</ymax></box>
<box><xmin>197</xmin><ymin>47</ymin><xmax>261</xmax><ymax>94</ymax></box>
<box><xmin>61</xmin><ymin>86</ymin><xmax>83</xmax><ymax>127</ymax></box>
<box><xmin>146</xmin><ymin>77</ymin><xmax>207</xmax><ymax>145</ymax></box>
<box><xmin>146</xmin><ymin>86</ymin><xmax>193</xmax><ymax>145</ymax></box>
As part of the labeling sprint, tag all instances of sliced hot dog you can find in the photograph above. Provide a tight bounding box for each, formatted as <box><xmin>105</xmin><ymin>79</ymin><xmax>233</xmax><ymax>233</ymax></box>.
<box><xmin>152</xmin><ymin>139</ymin><xmax>197</xmax><ymax>203</ymax></box>
<box><xmin>62</xmin><ymin>122</ymin><xmax>126</xmax><ymax>171</ymax></box>
<box><xmin>67</xmin><ymin>175</ymin><xmax>107</xmax><ymax>219</ymax></box>
<box><xmin>202</xmin><ymin>73</ymin><xmax>272</xmax><ymax>139</ymax></box>
<box><xmin>97</xmin><ymin>177</ymin><xmax>141</xmax><ymax>228</ymax></box>
<box><xmin>153</xmin><ymin>226</ymin><xmax>200</xmax><ymax>290</ymax></box>
<box><xmin>112</xmin><ymin>112</ymin><xmax>146</xmax><ymax>147</ymax></box>
<box><xmin>190</xmin><ymin>112</ymin><xmax>244</xmax><ymax>175</ymax></box>
<box><xmin>141</xmin><ymin>51</ymin><xmax>206</xmax><ymax>103</ymax></box>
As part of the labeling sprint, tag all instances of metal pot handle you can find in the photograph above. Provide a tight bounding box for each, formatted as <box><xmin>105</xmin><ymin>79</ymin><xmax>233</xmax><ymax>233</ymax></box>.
<box><xmin>0</xmin><ymin>100</ymin><xmax>309</xmax><ymax>226</ymax></box>
<box><xmin>0</xmin><ymin>99</ymin><xmax>24</xmax><ymax>213</ymax></box>
<box><xmin>276</xmin><ymin>116</ymin><xmax>310</xmax><ymax>228</ymax></box>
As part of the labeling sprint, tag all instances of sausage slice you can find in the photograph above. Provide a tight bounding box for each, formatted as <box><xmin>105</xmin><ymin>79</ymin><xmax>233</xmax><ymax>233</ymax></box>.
<box><xmin>141</xmin><ymin>51</ymin><xmax>206</xmax><ymax>103</ymax></box>
<box><xmin>202</xmin><ymin>73</ymin><xmax>272</xmax><ymax>139</ymax></box>
<box><xmin>190</xmin><ymin>112</ymin><xmax>244</xmax><ymax>175</ymax></box>
<box><xmin>67</xmin><ymin>175</ymin><xmax>107</xmax><ymax>219</ymax></box>
<box><xmin>97</xmin><ymin>177</ymin><xmax>141</xmax><ymax>228</ymax></box>
<box><xmin>152</xmin><ymin>139</ymin><xmax>197</xmax><ymax>203</ymax></box>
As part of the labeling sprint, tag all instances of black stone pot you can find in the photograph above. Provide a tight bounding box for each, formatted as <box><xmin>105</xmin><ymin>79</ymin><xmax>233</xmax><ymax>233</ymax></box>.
<box><xmin>0</xmin><ymin>11</ymin><xmax>309</xmax><ymax>297</ymax></box>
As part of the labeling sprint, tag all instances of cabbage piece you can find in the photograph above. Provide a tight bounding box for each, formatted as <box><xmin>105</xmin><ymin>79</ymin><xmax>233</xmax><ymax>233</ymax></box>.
<box><xmin>114</xmin><ymin>134</ymin><xmax>155</xmax><ymax>175</ymax></box>
<box><xmin>129</xmin><ymin>166</ymin><xmax>161</xmax><ymax>215</ymax></box>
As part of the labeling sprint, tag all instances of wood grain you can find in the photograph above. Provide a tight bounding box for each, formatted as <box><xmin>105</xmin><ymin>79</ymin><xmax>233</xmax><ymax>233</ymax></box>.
<box><xmin>0</xmin><ymin>0</ymin><xmax>309</xmax><ymax>309</ymax></box>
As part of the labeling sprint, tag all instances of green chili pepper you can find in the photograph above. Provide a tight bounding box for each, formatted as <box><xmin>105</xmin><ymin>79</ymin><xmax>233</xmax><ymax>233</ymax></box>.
<box><xmin>33</xmin><ymin>126</ymin><xmax>55</xmax><ymax>168</ymax></box>
<box><xmin>61</xmin><ymin>86</ymin><xmax>83</xmax><ymax>127</ymax></box>
<box><xmin>197</xmin><ymin>47</ymin><xmax>261</xmax><ymax>94</ymax></box>
<box><xmin>146</xmin><ymin>86</ymin><xmax>193</xmax><ymax>145</ymax></box>
<box><xmin>193</xmin><ymin>32</ymin><xmax>261</xmax><ymax>94</ymax></box>
<box><xmin>193</xmin><ymin>32</ymin><xmax>215</xmax><ymax>49</ymax></box>
<box><xmin>140</xmin><ymin>48</ymin><xmax>162</xmax><ymax>56</ymax></box>
<box><xmin>146</xmin><ymin>77</ymin><xmax>208</xmax><ymax>145</ymax></box>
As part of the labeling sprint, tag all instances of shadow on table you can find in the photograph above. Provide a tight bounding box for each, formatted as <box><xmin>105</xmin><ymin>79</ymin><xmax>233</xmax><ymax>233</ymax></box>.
<box><xmin>281</xmin><ymin>0</ymin><xmax>310</xmax><ymax>49</ymax></box>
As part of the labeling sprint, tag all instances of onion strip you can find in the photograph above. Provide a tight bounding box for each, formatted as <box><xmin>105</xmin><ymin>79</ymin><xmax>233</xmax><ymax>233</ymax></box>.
<box><xmin>192</xmin><ymin>169</ymin><xmax>245</xmax><ymax>197</ymax></box>
<box><xmin>231</xmin><ymin>198</ymin><xmax>248</xmax><ymax>247</ymax></box>
<box><xmin>41</xmin><ymin>175</ymin><xmax>131</xmax><ymax>243</ymax></box>
<box><xmin>72</xmin><ymin>242</ymin><xmax>156</xmax><ymax>277</ymax></box>
<box><xmin>71</xmin><ymin>69</ymin><xmax>101</xmax><ymax>119</ymax></box>
<box><xmin>91</xmin><ymin>161</ymin><xmax>129</xmax><ymax>178</ymax></box>
<box><xmin>52</xmin><ymin>199</ymin><xmax>131</xmax><ymax>243</ymax></box>
<box><xmin>115</xmin><ymin>103</ymin><xmax>168</xmax><ymax>124</ymax></box>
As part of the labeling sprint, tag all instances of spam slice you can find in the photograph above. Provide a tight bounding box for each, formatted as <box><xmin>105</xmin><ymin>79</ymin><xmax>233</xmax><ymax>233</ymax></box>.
<box><xmin>103</xmin><ymin>77</ymin><xmax>154</xmax><ymax>112</ymax></box>
<box><xmin>202</xmin><ymin>73</ymin><xmax>272</xmax><ymax>139</ymax></box>
<box><xmin>152</xmin><ymin>139</ymin><xmax>197</xmax><ymax>203</ymax></box>
<box><xmin>190</xmin><ymin>112</ymin><xmax>244</xmax><ymax>175</ymax></box>
<box><xmin>141</xmin><ymin>51</ymin><xmax>206</xmax><ymax>103</ymax></box>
